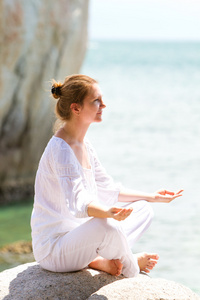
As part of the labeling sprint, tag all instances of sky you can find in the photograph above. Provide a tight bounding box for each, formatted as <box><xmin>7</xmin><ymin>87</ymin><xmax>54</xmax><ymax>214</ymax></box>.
<box><xmin>88</xmin><ymin>0</ymin><xmax>200</xmax><ymax>41</ymax></box>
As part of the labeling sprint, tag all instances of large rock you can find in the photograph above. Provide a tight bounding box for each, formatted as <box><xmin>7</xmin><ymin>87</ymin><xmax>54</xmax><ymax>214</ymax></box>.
<box><xmin>0</xmin><ymin>0</ymin><xmax>89</xmax><ymax>204</ymax></box>
<box><xmin>88</xmin><ymin>275</ymin><xmax>200</xmax><ymax>300</ymax></box>
<box><xmin>0</xmin><ymin>262</ymin><xmax>121</xmax><ymax>300</ymax></box>
<box><xmin>0</xmin><ymin>262</ymin><xmax>199</xmax><ymax>300</ymax></box>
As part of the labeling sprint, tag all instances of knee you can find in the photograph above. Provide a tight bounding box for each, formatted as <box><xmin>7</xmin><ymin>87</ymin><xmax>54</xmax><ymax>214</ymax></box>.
<box><xmin>139</xmin><ymin>201</ymin><xmax>154</xmax><ymax>226</ymax></box>
<box><xmin>93</xmin><ymin>218</ymin><xmax>123</xmax><ymax>240</ymax></box>
<box><xmin>93</xmin><ymin>218</ymin><xmax>119</xmax><ymax>233</ymax></box>
<box><xmin>102</xmin><ymin>219</ymin><xmax>126</xmax><ymax>243</ymax></box>
<box><xmin>89</xmin><ymin>218</ymin><xmax>119</xmax><ymax>237</ymax></box>
<box><xmin>146</xmin><ymin>201</ymin><xmax>154</xmax><ymax>222</ymax></box>
<box><xmin>129</xmin><ymin>200</ymin><xmax>154</xmax><ymax>225</ymax></box>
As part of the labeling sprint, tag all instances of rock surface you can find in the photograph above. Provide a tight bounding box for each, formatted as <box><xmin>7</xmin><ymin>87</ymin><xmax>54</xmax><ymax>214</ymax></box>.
<box><xmin>0</xmin><ymin>262</ymin><xmax>199</xmax><ymax>300</ymax></box>
<box><xmin>88</xmin><ymin>275</ymin><xmax>200</xmax><ymax>300</ymax></box>
<box><xmin>0</xmin><ymin>0</ymin><xmax>89</xmax><ymax>204</ymax></box>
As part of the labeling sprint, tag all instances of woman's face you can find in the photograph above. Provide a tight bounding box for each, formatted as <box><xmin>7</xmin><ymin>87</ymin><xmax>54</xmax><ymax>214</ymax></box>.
<box><xmin>79</xmin><ymin>83</ymin><xmax>106</xmax><ymax>124</ymax></box>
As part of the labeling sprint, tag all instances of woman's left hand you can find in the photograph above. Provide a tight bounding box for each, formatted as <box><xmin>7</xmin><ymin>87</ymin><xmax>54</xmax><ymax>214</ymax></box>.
<box><xmin>152</xmin><ymin>189</ymin><xmax>184</xmax><ymax>203</ymax></box>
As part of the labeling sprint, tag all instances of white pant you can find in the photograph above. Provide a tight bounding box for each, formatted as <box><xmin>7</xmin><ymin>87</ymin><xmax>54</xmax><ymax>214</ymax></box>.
<box><xmin>39</xmin><ymin>200</ymin><xmax>153</xmax><ymax>277</ymax></box>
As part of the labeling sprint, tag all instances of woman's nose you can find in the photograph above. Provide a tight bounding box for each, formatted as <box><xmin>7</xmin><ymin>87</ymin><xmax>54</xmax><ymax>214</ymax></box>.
<box><xmin>100</xmin><ymin>100</ymin><xmax>106</xmax><ymax>108</ymax></box>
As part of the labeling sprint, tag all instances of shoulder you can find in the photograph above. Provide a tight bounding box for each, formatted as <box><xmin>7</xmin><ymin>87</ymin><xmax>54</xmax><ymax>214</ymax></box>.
<box><xmin>50</xmin><ymin>136</ymin><xmax>78</xmax><ymax>168</ymax></box>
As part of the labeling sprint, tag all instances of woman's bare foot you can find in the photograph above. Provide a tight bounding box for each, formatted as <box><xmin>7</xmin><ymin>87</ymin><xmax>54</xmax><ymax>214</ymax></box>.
<box><xmin>89</xmin><ymin>256</ymin><xmax>123</xmax><ymax>276</ymax></box>
<box><xmin>136</xmin><ymin>252</ymin><xmax>159</xmax><ymax>273</ymax></box>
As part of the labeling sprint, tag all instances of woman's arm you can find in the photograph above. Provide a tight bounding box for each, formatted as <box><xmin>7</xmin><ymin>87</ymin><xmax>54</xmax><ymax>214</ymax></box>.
<box><xmin>87</xmin><ymin>141</ymin><xmax>183</xmax><ymax>205</ymax></box>
<box><xmin>118</xmin><ymin>189</ymin><xmax>184</xmax><ymax>203</ymax></box>
<box><xmin>87</xmin><ymin>189</ymin><xmax>183</xmax><ymax>221</ymax></box>
<box><xmin>87</xmin><ymin>201</ymin><xmax>133</xmax><ymax>221</ymax></box>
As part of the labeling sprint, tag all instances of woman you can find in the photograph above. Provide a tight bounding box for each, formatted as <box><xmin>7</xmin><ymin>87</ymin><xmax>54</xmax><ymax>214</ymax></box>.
<box><xmin>31</xmin><ymin>74</ymin><xmax>183</xmax><ymax>277</ymax></box>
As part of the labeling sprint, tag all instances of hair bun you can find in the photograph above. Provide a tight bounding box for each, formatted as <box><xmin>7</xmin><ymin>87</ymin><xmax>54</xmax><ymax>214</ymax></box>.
<box><xmin>51</xmin><ymin>85</ymin><xmax>62</xmax><ymax>99</ymax></box>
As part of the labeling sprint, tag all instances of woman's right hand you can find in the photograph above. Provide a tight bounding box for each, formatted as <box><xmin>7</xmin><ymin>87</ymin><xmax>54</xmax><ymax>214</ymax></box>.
<box><xmin>87</xmin><ymin>202</ymin><xmax>133</xmax><ymax>220</ymax></box>
<box><xmin>107</xmin><ymin>207</ymin><xmax>133</xmax><ymax>221</ymax></box>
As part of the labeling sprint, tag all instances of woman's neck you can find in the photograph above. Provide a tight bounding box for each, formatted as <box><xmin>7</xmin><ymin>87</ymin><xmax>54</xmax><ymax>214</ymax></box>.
<box><xmin>56</xmin><ymin>119</ymin><xmax>90</xmax><ymax>145</ymax></box>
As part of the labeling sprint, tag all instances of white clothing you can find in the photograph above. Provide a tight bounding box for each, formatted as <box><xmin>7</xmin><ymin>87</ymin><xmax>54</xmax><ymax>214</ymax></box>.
<box><xmin>31</xmin><ymin>136</ymin><xmax>120</xmax><ymax>262</ymax></box>
<box><xmin>31</xmin><ymin>136</ymin><xmax>153</xmax><ymax>277</ymax></box>
<box><xmin>39</xmin><ymin>201</ymin><xmax>153</xmax><ymax>278</ymax></box>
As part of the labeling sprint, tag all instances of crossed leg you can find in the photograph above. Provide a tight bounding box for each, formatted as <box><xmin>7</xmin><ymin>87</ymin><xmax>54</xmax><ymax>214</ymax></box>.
<box><xmin>39</xmin><ymin>200</ymin><xmax>158</xmax><ymax>277</ymax></box>
<box><xmin>39</xmin><ymin>217</ymin><xmax>140</xmax><ymax>277</ymax></box>
<box><xmin>89</xmin><ymin>200</ymin><xmax>159</xmax><ymax>276</ymax></box>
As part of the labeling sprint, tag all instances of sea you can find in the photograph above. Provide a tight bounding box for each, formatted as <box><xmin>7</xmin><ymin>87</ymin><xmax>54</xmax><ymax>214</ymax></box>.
<box><xmin>81</xmin><ymin>40</ymin><xmax>200</xmax><ymax>295</ymax></box>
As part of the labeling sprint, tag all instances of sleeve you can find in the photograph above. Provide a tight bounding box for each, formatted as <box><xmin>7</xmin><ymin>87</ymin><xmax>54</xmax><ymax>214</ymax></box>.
<box><xmin>86</xmin><ymin>141</ymin><xmax>122</xmax><ymax>206</ymax></box>
<box><xmin>51</xmin><ymin>140</ymin><xmax>95</xmax><ymax>218</ymax></box>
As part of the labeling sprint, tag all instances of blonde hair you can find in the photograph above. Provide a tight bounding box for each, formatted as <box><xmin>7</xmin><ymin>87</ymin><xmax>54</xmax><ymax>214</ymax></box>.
<box><xmin>51</xmin><ymin>74</ymin><xmax>97</xmax><ymax>126</ymax></box>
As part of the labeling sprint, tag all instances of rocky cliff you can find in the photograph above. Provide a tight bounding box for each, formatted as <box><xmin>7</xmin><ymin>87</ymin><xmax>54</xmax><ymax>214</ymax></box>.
<box><xmin>0</xmin><ymin>0</ymin><xmax>89</xmax><ymax>203</ymax></box>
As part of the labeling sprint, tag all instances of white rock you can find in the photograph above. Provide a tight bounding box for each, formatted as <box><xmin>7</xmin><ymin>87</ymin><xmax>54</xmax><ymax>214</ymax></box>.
<box><xmin>0</xmin><ymin>262</ymin><xmax>199</xmax><ymax>300</ymax></box>
<box><xmin>0</xmin><ymin>262</ymin><xmax>121</xmax><ymax>300</ymax></box>
<box><xmin>0</xmin><ymin>0</ymin><xmax>89</xmax><ymax>203</ymax></box>
<box><xmin>89</xmin><ymin>273</ymin><xmax>200</xmax><ymax>300</ymax></box>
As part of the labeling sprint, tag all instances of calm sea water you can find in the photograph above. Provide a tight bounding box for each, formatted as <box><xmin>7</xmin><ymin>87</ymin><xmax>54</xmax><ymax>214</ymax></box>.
<box><xmin>81</xmin><ymin>40</ymin><xmax>200</xmax><ymax>294</ymax></box>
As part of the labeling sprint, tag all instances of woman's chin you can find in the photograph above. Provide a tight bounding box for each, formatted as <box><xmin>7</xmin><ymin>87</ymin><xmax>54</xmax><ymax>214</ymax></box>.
<box><xmin>94</xmin><ymin>116</ymin><xmax>103</xmax><ymax>122</ymax></box>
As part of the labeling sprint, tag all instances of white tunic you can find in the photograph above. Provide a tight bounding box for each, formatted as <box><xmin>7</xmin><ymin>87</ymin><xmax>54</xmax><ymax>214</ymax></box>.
<box><xmin>31</xmin><ymin>136</ymin><xmax>121</xmax><ymax>262</ymax></box>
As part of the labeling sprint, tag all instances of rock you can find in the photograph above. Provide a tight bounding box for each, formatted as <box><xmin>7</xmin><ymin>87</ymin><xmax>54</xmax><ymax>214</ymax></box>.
<box><xmin>88</xmin><ymin>274</ymin><xmax>200</xmax><ymax>300</ymax></box>
<box><xmin>0</xmin><ymin>262</ymin><xmax>199</xmax><ymax>300</ymax></box>
<box><xmin>0</xmin><ymin>0</ymin><xmax>89</xmax><ymax>204</ymax></box>
<box><xmin>0</xmin><ymin>241</ymin><xmax>34</xmax><ymax>271</ymax></box>
<box><xmin>0</xmin><ymin>262</ymin><xmax>122</xmax><ymax>300</ymax></box>
<box><xmin>0</xmin><ymin>241</ymin><xmax>32</xmax><ymax>254</ymax></box>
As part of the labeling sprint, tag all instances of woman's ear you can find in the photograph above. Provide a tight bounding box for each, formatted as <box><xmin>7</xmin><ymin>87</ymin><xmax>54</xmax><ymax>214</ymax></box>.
<box><xmin>70</xmin><ymin>103</ymin><xmax>81</xmax><ymax>116</ymax></box>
